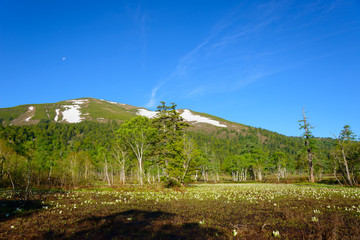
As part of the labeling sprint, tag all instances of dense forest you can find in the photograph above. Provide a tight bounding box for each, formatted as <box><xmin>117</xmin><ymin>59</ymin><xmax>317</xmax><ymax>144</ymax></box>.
<box><xmin>0</xmin><ymin>103</ymin><xmax>359</xmax><ymax>197</ymax></box>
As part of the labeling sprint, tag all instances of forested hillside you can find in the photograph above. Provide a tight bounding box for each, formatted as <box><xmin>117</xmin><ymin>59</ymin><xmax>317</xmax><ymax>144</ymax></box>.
<box><xmin>0</xmin><ymin>100</ymin><xmax>358</xmax><ymax>192</ymax></box>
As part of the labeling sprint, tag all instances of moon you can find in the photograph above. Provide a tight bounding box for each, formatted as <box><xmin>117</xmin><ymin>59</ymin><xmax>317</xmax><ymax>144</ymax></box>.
<box><xmin>62</xmin><ymin>57</ymin><xmax>66</xmax><ymax>61</ymax></box>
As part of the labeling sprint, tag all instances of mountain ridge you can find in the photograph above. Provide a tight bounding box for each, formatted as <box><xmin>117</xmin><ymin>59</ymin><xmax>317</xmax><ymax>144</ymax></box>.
<box><xmin>0</xmin><ymin>97</ymin><xmax>240</xmax><ymax>130</ymax></box>
<box><xmin>0</xmin><ymin>97</ymin><xmax>336</xmax><ymax>170</ymax></box>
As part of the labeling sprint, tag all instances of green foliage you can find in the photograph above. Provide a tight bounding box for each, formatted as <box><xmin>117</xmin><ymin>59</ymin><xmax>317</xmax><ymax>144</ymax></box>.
<box><xmin>117</xmin><ymin>116</ymin><xmax>157</xmax><ymax>185</ymax></box>
<box><xmin>0</xmin><ymin>121</ymin><xmax>119</xmax><ymax>188</ymax></box>
<box><xmin>84</xmin><ymin>99</ymin><xmax>135</xmax><ymax>121</ymax></box>
<box><xmin>0</xmin><ymin>101</ymin><xmax>342</xmax><ymax>189</ymax></box>
<box><xmin>161</xmin><ymin>176</ymin><xmax>182</xmax><ymax>188</ymax></box>
<box><xmin>32</xmin><ymin>104</ymin><xmax>56</xmax><ymax>120</ymax></box>
<box><xmin>332</xmin><ymin>125</ymin><xmax>360</xmax><ymax>186</ymax></box>
<box><xmin>152</xmin><ymin>102</ymin><xmax>192</xmax><ymax>183</ymax></box>
<box><xmin>0</xmin><ymin>105</ymin><xmax>29</xmax><ymax>124</ymax></box>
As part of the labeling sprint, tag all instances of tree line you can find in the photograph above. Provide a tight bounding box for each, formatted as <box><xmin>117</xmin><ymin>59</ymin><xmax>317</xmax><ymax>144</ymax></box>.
<box><xmin>0</xmin><ymin>103</ymin><xmax>359</xmax><ymax>197</ymax></box>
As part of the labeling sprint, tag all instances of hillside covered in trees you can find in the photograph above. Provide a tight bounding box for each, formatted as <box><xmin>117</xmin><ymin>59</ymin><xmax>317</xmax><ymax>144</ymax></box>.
<box><xmin>0</xmin><ymin>100</ymin><xmax>359</xmax><ymax>195</ymax></box>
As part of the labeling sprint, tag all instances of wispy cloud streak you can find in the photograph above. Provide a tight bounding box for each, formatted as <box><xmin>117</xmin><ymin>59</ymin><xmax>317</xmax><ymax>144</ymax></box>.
<box><xmin>145</xmin><ymin>1</ymin><xmax>346</xmax><ymax>107</ymax></box>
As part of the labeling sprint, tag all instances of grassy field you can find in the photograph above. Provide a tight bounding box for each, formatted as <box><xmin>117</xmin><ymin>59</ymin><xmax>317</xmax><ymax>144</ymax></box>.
<box><xmin>1</xmin><ymin>183</ymin><xmax>360</xmax><ymax>239</ymax></box>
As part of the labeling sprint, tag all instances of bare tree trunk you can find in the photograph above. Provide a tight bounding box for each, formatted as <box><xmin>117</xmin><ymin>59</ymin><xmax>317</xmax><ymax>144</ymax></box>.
<box><xmin>257</xmin><ymin>170</ymin><xmax>262</xmax><ymax>181</ymax></box>
<box><xmin>48</xmin><ymin>165</ymin><xmax>52</xmax><ymax>182</ymax></box>
<box><xmin>157</xmin><ymin>166</ymin><xmax>160</xmax><ymax>182</ymax></box>
<box><xmin>302</xmin><ymin>109</ymin><xmax>315</xmax><ymax>183</ymax></box>
<box><xmin>138</xmin><ymin>158</ymin><xmax>143</xmax><ymax>186</ymax></box>
<box><xmin>147</xmin><ymin>172</ymin><xmax>151</xmax><ymax>184</ymax></box>
<box><xmin>104</xmin><ymin>157</ymin><xmax>111</xmax><ymax>186</ymax></box>
<box><xmin>334</xmin><ymin>169</ymin><xmax>343</xmax><ymax>186</ymax></box>
<box><xmin>308</xmin><ymin>150</ymin><xmax>315</xmax><ymax>183</ymax></box>
<box><xmin>120</xmin><ymin>165</ymin><xmax>126</xmax><ymax>185</ymax></box>
<box><xmin>111</xmin><ymin>168</ymin><xmax>114</xmax><ymax>185</ymax></box>
<box><xmin>7</xmin><ymin>172</ymin><xmax>15</xmax><ymax>197</ymax></box>
<box><xmin>341</xmin><ymin>148</ymin><xmax>353</xmax><ymax>186</ymax></box>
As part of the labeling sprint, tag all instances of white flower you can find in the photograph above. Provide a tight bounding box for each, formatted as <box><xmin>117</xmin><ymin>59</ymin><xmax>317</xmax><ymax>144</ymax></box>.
<box><xmin>199</xmin><ymin>220</ymin><xmax>205</xmax><ymax>225</ymax></box>
<box><xmin>311</xmin><ymin>217</ymin><xmax>319</xmax><ymax>222</ymax></box>
<box><xmin>273</xmin><ymin>230</ymin><xmax>280</xmax><ymax>237</ymax></box>
<box><xmin>11</xmin><ymin>226</ymin><xmax>14</xmax><ymax>229</ymax></box>
<box><xmin>233</xmin><ymin>229</ymin><xmax>237</xmax><ymax>236</ymax></box>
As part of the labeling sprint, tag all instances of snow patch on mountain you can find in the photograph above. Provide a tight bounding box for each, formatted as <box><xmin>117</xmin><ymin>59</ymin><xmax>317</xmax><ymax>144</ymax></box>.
<box><xmin>67</xmin><ymin>99</ymin><xmax>88</xmax><ymax>105</ymax></box>
<box><xmin>62</xmin><ymin>105</ymin><xmax>82</xmax><ymax>123</ymax></box>
<box><xmin>25</xmin><ymin>106</ymin><xmax>35</xmax><ymax>122</ymax></box>
<box><xmin>100</xmin><ymin>99</ymin><xmax>125</xmax><ymax>105</ymax></box>
<box><xmin>137</xmin><ymin>109</ymin><xmax>158</xmax><ymax>118</ymax></box>
<box><xmin>54</xmin><ymin>109</ymin><xmax>60</xmax><ymax>122</ymax></box>
<box><xmin>180</xmin><ymin>109</ymin><xmax>227</xmax><ymax>128</ymax></box>
<box><xmin>137</xmin><ymin>108</ymin><xmax>227</xmax><ymax>127</ymax></box>
<box><xmin>61</xmin><ymin>99</ymin><xmax>88</xmax><ymax>123</ymax></box>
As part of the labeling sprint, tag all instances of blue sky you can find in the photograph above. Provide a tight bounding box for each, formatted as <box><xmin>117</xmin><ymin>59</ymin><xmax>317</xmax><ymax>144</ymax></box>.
<box><xmin>1</xmin><ymin>0</ymin><xmax>359</xmax><ymax>138</ymax></box>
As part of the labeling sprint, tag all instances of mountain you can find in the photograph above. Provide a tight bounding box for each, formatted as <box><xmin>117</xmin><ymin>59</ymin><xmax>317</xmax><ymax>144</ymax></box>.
<box><xmin>0</xmin><ymin>97</ymin><xmax>285</xmax><ymax>150</ymax></box>
<box><xmin>0</xmin><ymin>98</ymin><xmax>139</xmax><ymax>125</ymax></box>
<box><xmin>0</xmin><ymin>97</ymin><xmax>335</xmax><ymax>174</ymax></box>
<box><xmin>0</xmin><ymin>97</ymin><xmax>247</xmax><ymax>131</ymax></box>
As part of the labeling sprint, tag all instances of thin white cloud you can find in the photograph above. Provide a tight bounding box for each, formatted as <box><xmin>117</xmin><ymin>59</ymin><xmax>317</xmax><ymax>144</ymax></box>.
<box><xmin>145</xmin><ymin>1</ymin><xmax>344</xmax><ymax>106</ymax></box>
<box><xmin>126</xmin><ymin>3</ymin><xmax>148</xmax><ymax>68</ymax></box>
<box><xmin>145</xmin><ymin>85</ymin><xmax>160</xmax><ymax>108</ymax></box>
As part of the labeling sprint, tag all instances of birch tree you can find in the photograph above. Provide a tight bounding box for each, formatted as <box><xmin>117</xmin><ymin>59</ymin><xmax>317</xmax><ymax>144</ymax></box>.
<box><xmin>117</xmin><ymin>116</ymin><xmax>156</xmax><ymax>186</ymax></box>
<box><xmin>111</xmin><ymin>142</ymin><xmax>128</xmax><ymax>185</ymax></box>
<box><xmin>332</xmin><ymin>125</ymin><xmax>359</xmax><ymax>186</ymax></box>
<box><xmin>270</xmin><ymin>152</ymin><xmax>288</xmax><ymax>180</ymax></box>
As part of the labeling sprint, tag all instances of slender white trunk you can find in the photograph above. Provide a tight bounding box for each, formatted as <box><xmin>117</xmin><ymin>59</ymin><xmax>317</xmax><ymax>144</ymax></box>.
<box><xmin>257</xmin><ymin>170</ymin><xmax>262</xmax><ymax>181</ymax></box>
<box><xmin>341</xmin><ymin>148</ymin><xmax>353</xmax><ymax>186</ymax></box>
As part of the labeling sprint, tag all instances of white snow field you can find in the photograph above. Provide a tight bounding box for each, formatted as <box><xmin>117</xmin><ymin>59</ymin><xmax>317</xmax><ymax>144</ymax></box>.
<box><xmin>180</xmin><ymin>109</ymin><xmax>227</xmax><ymax>128</ymax></box>
<box><xmin>61</xmin><ymin>99</ymin><xmax>88</xmax><ymax>123</ymax></box>
<box><xmin>62</xmin><ymin>105</ymin><xmax>83</xmax><ymax>123</ymax></box>
<box><xmin>137</xmin><ymin>109</ymin><xmax>158</xmax><ymax>118</ymax></box>
<box><xmin>137</xmin><ymin>109</ymin><xmax>227</xmax><ymax>128</ymax></box>
<box><xmin>54</xmin><ymin>109</ymin><xmax>60</xmax><ymax>122</ymax></box>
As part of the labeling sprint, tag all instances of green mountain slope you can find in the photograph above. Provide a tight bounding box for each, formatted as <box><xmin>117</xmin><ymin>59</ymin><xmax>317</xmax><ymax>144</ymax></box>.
<box><xmin>0</xmin><ymin>97</ymin><xmax>335</xmax><ymax>168</ymax></box>
<box><xmin>0</xmin><ymin>98</ymin><xmax>141</xmax><ymax>125</ymax></box>
<box><xmin>0</xmin><ymin>97</ymin><xmax>338</xmax><ymax>185</ymax></box>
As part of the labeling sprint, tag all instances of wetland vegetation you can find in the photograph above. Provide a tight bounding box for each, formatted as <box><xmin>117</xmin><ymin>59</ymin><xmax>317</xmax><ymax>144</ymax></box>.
<box><xmin>1</xmin><ymin>184</ymin><xmax>360</xmax><ymax>239</ymax></box>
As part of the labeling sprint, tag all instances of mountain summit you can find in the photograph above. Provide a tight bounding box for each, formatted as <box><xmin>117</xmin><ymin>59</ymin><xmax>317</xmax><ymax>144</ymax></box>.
<box><xmin>0</xmin><ymin>98</ymin><xmax>232</xmax><ymax>129</ymax></box>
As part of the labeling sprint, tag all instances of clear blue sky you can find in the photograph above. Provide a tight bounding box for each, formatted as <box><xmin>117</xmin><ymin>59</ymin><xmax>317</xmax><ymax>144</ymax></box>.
<box><xmin>1</xmin><ymin>0</ymin><xmax>359</xmax><ymax>138</ymax></box>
